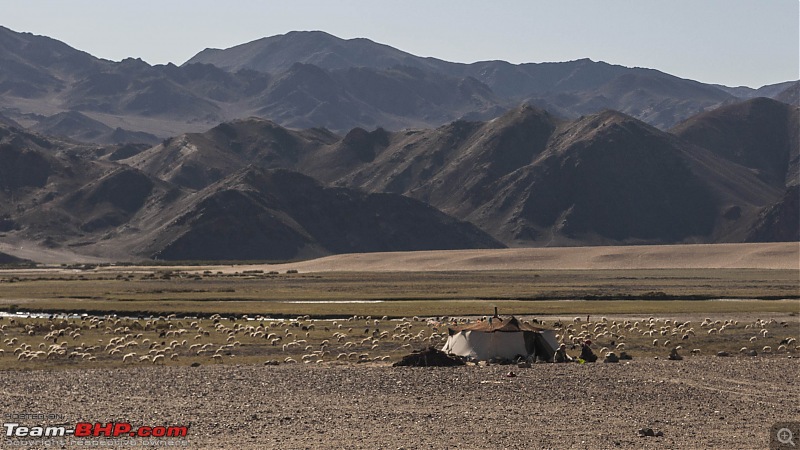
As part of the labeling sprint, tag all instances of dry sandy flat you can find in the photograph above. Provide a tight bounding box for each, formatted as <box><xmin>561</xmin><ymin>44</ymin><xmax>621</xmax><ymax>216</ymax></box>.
<box><xmin>1</xmin><ymin>358</ymin><xmax>798</xmax><ymax>449</ymax></box>
<box><xmin>233</xmin><ymin>242</ymin><xmax>799</xmax><ymax>273</ymax></box>
<box><xmin>0</xmin><ymin>240</ymin><xmax>109</xmax><ymax>265</ymax></box>
<box><xmin>2</xmin><ymin>242</ymin><xmax>796</xmax><ymax>273</ymax></box>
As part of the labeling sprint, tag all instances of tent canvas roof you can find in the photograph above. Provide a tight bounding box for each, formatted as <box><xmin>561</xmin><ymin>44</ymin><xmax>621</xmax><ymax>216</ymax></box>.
<box><xmin>450</xmin><ymin>316</ymin><xmax>545</xmax><ymax>333</ymax></box>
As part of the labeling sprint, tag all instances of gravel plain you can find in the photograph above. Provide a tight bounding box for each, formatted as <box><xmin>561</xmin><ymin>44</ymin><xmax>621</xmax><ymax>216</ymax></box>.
<box><xmin>1</xmin><ymin>356</ymin><xmax>798</xmax><ymax>449</ymax></box>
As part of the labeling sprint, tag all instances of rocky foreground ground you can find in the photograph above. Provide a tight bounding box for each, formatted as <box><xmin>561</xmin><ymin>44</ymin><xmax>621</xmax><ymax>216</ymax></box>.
<box><xmin>1</xmin><ymin>357</ymin><xmax>798</xmax><ymax>449</ymax></box>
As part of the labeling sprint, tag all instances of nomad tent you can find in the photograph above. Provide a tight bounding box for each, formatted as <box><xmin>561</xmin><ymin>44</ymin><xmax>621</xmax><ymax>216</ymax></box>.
<box><xmin>442</xmin><ymin>315</ymin><xmax>558</xmax><ymax>362</ymax></box>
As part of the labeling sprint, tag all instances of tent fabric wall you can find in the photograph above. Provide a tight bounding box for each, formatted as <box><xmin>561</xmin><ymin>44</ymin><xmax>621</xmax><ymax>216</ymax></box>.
<box><xmin>441</xmin><ymin>318</ymin><xmax>558</xmax><ymax>361</ymax></box>
<box><xmin>443</xmin><ymin>330</ymin><xmax>529</xmax><ymax>360</ymax></box>
<box><xmin>538</xmin><ymin>330</ymin><xmax>558</xmax><ymax>354</ymax></box>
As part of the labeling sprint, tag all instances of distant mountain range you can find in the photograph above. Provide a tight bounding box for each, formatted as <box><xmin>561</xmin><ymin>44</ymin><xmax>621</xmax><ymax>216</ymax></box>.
<box><xmin>0</xmin><ymin>123</ymin><xmax>502</xmax><ymax>262</ymax></box>
<box><xmin>0</xmin><ymin>26</ymin><xmax>796</xmax><ymax>262</ymax></box>
<box><xmin>0</xmin><ymin>95</ymin><xmax>796</xmax><ymax>262</ymax></box>
<box><xmin>1</xmin><ymin>26</ymin><xmax>797</xmax><ymax>142</ymax></box>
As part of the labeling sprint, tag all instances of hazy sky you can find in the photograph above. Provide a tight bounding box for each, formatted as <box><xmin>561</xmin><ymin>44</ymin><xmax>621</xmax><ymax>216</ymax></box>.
<box><xmin>3</xmin><ymin>0</ymin><xmax>798</xmax><ymax>88</ymax></box>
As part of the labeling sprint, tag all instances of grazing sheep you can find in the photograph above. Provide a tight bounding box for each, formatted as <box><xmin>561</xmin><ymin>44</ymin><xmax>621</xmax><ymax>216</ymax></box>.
<box><xmin>690</xmin><ymin>349</ymin><xmax>701</xmax><ymax>355</ymax></box>
<box><xmin>762</xmin><ymin>346</ymin><xmax>772</xmax><ymax>353</ymax></box>
<box><xmin>152</xmin><ymin>354</ymin><xmax>165</xmax><ymax>364</ymax></box>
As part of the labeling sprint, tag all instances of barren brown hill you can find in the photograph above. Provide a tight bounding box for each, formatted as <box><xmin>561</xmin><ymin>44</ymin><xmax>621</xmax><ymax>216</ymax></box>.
<box><xmin>0</xmin><ymin>125</ymin><xmax>182</xmax><ymax>258</ymax></box>
<box><xmin>335</xmin><ymin>107</ymin><xmax>783</xmax><ymax>246</ymax></box>
<box><xmin>30</xmin><ymin>111</ymin><xmax>159</xmax><ymax>145</ymax></box>
<box><xmin>0</xmin><ymin>111</ymin><xmax>21</xmax><ymax>128</ymax></box>
<box><xmin>118</xmin><ymin>104</ymin><xmax>789</xmax><ymax>248</ymax></box>
<box><xmin>746</xmin><ymin>185</ymin><xmax>800</xmax><ymax>243</ymax></box>
<box><xmin>251</xmin><ymin>62</ymin><xmax>503</xmax><ymax>131</ymax></box>
<box><xmin>671</xmin><ymin>97</ymin><xmax>800</xmax><ymax>188</ymax></box>
<box><xmin>0</xmin><ymin>124</ymin><xmax>501</xmax><ymax>263</ymax></box>
<box><xmin>124</xmin><ymin>118</ymin><xmax>339</xmax><ymax>189</ymax></box>
<box><xmin>143</xmin><ymin>167</ymin><xmax>502</xmax><ymax>261</ymax></box>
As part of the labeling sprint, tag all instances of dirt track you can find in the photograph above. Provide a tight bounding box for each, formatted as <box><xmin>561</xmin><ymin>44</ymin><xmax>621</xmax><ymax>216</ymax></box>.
<box><xmin>1</xmin><ymin>357</ymin><xmax>798</xmax><ymax>449</ymax></box>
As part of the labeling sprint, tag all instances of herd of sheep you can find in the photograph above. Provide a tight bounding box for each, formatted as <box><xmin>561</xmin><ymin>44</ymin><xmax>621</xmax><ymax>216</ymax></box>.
<box><xmin>0</xmin><ymin>312</ymin><xmax>796</xmax><ymax>368</ymax></box>
<box><xmin>553</xmin><ymin>315</ymin><xmax>798</xmax><ymax>361</ymax></box>
<box><xmin>0</xmin><ymin>313</ymin><xmax>449</xmax><ymax>368</ymax></box>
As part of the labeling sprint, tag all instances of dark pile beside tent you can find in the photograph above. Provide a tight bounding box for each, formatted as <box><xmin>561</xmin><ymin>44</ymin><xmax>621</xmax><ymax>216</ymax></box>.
<box><xmin>393</xmin><ymin>347</ymin><xmax>466</xmax><ymax>367</ymax></box>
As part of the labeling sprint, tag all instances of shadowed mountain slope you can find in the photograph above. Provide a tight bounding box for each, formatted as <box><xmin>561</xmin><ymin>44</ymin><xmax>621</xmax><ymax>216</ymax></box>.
<box><xmin>0</xmin><ymin>123</ymin><xmax>503</xmax><ymax>262</ymax></box>
<box><xmin>30</xmin><ymin>111</ymin><xmax>159</xmax><ymax>145</ymax></box>
<box><xmin>147</xmin><ymin>167</ymin><xmax>503</xmax><ymax>261</ymax></box>
<box><xmin>121</xmin><ymin>103</ymin><xmax>787</xmax><ymax>247</ymax></box>
<box><xmin>671</xmin><ymin>97</ymin><xmax>800</xmax><ymax>188</ymax></box>
<box><xmin>746</xmin><ymin>185</ymin><xmax>800</xmax><ymax>243</ymax></box>
<box><xmin>377</xmin><ymin>108</ymin><xmax>780</xmax><ymax>245</ymax></box>
<box><xmin>124</xmin><ymin>118</ymin><xmax>340</xmax><ymax>189</ymax></box>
